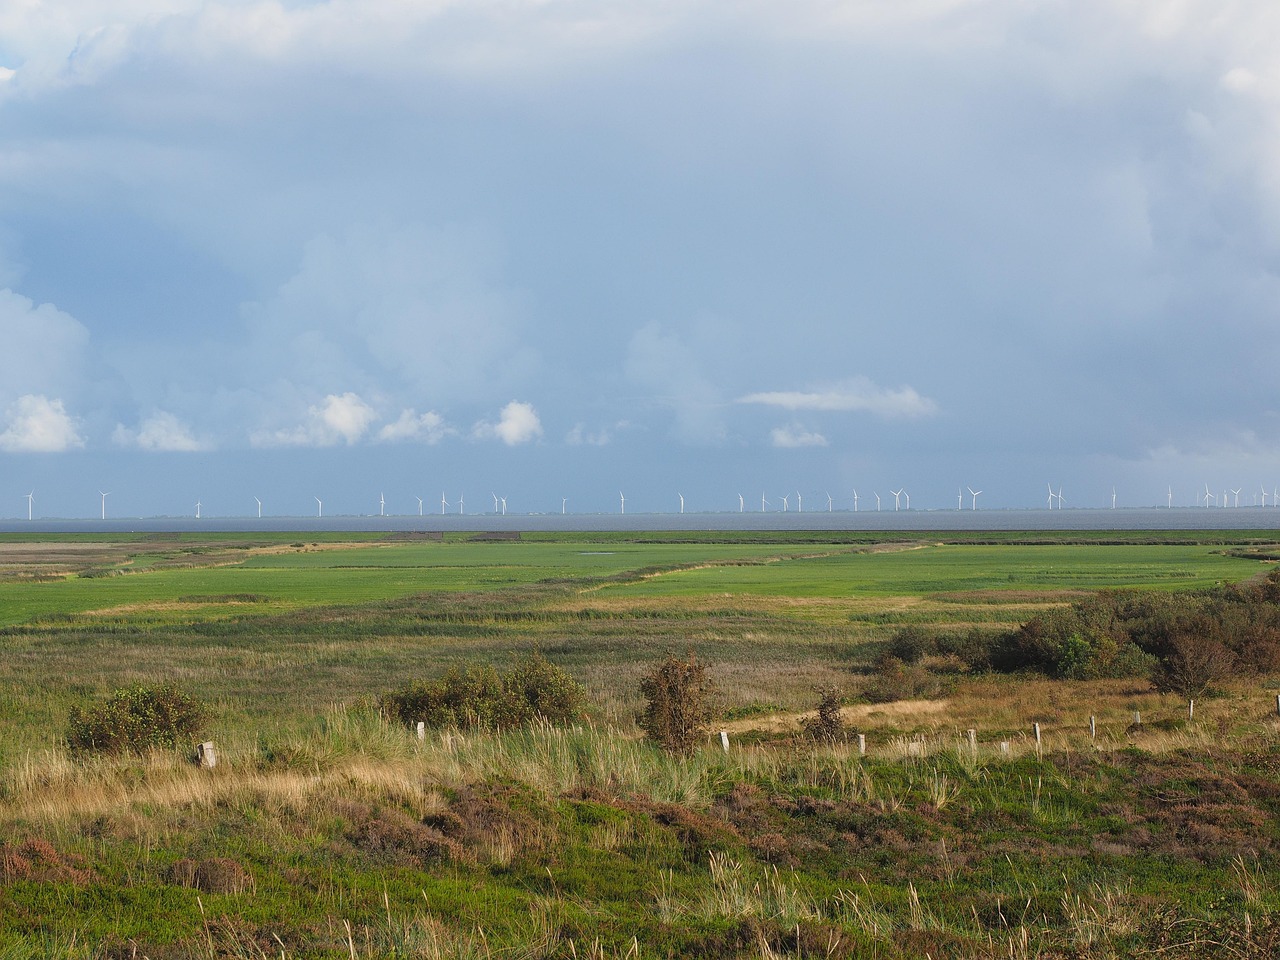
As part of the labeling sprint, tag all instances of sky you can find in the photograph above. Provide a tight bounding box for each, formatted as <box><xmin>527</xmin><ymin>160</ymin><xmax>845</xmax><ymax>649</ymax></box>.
<box><xmin>2</xmin><ymin>0</ymin><xmax>1279</xmax><ymax>519</ymax></box>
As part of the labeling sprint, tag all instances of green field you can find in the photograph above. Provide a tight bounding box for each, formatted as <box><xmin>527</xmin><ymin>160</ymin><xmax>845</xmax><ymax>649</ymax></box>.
<box><xmin>1</xmin><ymin>531</ymin><xmax>1279</xmax><ymax>958</ymax></box>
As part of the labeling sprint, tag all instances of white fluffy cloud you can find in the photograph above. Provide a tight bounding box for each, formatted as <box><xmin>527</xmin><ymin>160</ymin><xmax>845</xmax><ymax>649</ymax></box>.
<box><xmin>473</xmin><ymin>400</ymin><xmax>543</xmax><ymax>445</ymax></box>
<box><xmin>0</xmin><ymin>394</ymin><xmax>85</xmax><ymax>452</ymax></box>
<box><xmin>770</xmin><ymin>424</ymin><xmax>828</xmax><ymax>448</ymax></box>
<box><xmin>253</xmin><ymin>391</ymin><xmax>377</xmax><ymax>447</ymax></box>
<box><xmin>112</xmin><ymin>411</ymin><xmax>208</xmax><ymax>451</ymax></box>
<box><xmin>0</xmin><ymin>289</ymin><xmax>91</xmax><ymax>403</ymax></box>
<box><xmin>377</xmin><ymin>409</ymin><xmax>451</xmax><ymax>444</ymax></box>
<box><xmin>739</xmin><ymin>379</ymin><xmax>938</xmax><ymax>419</ymax></box>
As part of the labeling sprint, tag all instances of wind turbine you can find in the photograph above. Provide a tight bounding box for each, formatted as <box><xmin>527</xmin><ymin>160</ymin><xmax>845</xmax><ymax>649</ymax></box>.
<box><xmin>968</xmin><ymin>487</ymin><xmax>981</xmax><ymax>510</ymax></box>
<box><xmin>314</xmin><ymin>496</ymin><xmax>322</xmax><ymax>518</ymax></box>
<box><xmin>457</xmin><ymin>493</ymin><xmax>464</xmax><ymax>515</ymax></box>
<box><xmin>440</xmin><ymin>492</ymin><xmax>450</xmax><ymax>515</ymax></box>
<box><xmin>492</xmin><ymin>493</ymin><xmax>501</xmax><ymax>513</ymax></box>
<box><xmin>1047</xmin><ymin>483</ymin><xmax>1056</xmax><ymax>510</ymax></box>
<box><xmin>852</xmin><ymin>489</ymin><xmax>859</xmax><ymax>512</ymax></box>
<box><xmin>874</xmin><ymin>492</ymin><xmax>881</xmax><ymax>511</ymax></box>
<box><xmin>415</xmin><ymin>496</ymin><xmax>423</xmax><ymax>517</ymax></box>
<box><xmin>1111</xmin><ymin>488</ymin><xmax>1117</xmax><ymax>509</ymax></box>
<box><xmin>904</xmin><ymin>490</ymin><xmax>910</xmax><ymax>510</ymax></box>
<box><xmin>795</xmin><ymin>491</ymin><xmax>803</xmax><ymax>513</ymax></box>
<box><xmin>500</xmin><ymin>496</ymin><xmax>507</xmax><ymax>516</ymax></box>
<box><xmin>619</xmin><ymin>491</ymin><xmax>625</xmax><ymax>515</ymax></box>
<box><xmin>24</xmin><ymin>491</ymin><xmax>33</xmax><ymax>521</ymax></box>
<box><xmin>891</xmin><ymin>489</ymin><xmax>903</xmax><ymax>511</ymax></box>
<box><xmin>1232</xmin><ymin>488</ymin><xmax>1242</xmax><ymax>508</ymax></box>
<box><xmin>562</xmin><ymin>497</ymin><xmax>567</xmax><ymax>515</ymax></box>
<box><xmin>1261</xmin><ymin>486</ymin><xmax>1269</xmax><ymax>508</ymax></box>
<box><xmin>99</xmin><ymin>491</ymin><xmax>111</xmax><ymax>520</ymax></box>
<box><xmin>760</xmin><ymin>492</ymin><xmax>769</xmax><ymax>512</ymax></box>
<box><xmin>254</xmin><ymin>496</ymin><xmax>262</xmax><ymax>519</ymax></box>
<box><xmin>957</xmin><ymin>488</ymin><xmax>963</xmax><ymax>511</ymax></box>
<box><xmin>738</xmin><ymin>493</ymin><xmax>745</xmax><ymax>513</ymax></box>
<box><xmin>378</xmin><ymin>492</ymin><xmax>385</xmax><ymax>517</ymax></box>
<box><xmin>780</xmin><ymin>494</ymin><xmax>790</xmax><ymax>512</ymax></box>
<box><xmin>1055</xmin><ymin>487</ymin><xmax>1064</xmax><ymax>509</ymax></box>
<box><xmin>678</xmin><ymin>493</ymin><xmax>684</xmax><ymax>514</ymax></box>
<box><xmin>826</xmin><ymin>492</ymin><xmax>833</xmax><ymax>512</ymax></box>
<box><xmin>1167</xmin><ymin>487</ymin><xmax>1173</xmax><ymax>509</ymax></box>
<box><xmin>195</xmin><ymin>500</ymin><xmax>202</xmax><ymax>519</ymax></box>
<box><xmin>1202</xmin><ymin>485</ymin><xmax>1214</xmax><ymax>508</ymax></box>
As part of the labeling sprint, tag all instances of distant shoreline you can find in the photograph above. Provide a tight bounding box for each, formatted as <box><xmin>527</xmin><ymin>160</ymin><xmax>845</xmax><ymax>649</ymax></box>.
<box><xmin>1</xmin><ymin>506</ymin><xmax>1278</xmax><ymax>535</ymax></box>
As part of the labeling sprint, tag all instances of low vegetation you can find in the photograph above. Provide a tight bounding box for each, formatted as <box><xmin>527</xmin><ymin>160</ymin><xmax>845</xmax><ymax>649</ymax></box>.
<box><xmin>65</xmin><ymin>683</ymin><xmax>206</xmax><ymax>756</ymax></box>
<box><xmin>0</xmin><ymin>530</ymin><xmax>1279</xmax><ymax>957</ymax></box>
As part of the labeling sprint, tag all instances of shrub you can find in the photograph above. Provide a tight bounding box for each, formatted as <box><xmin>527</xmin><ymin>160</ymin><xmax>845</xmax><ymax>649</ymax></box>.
<box><xmin>638</xmin><ymin>653</ymin><xmax>713</xmax><ymax>753</ymax></box>
<box><xmin>67</xmin><ymin>684</ymin><xmax>206</xmax><ymax>755</ymax></box>
<box><xmin>1152</xmin><ymin>632</ymin><xmax>1236</xmax><ymax>700</ymax></box>
<box><xmin>380</xmin><ymin>653</ymin><xmax>584</xmax><ymax>731</ymax></box>
<box><xmin>801</xmin><ymin>687</ymin><xmax>846</xmax><ymax>742</ymax></box>
<box><xmin>863</xmin><ymin>655</ymin><xmax>950</xmax><ymax>704</ymax></box>
<box><xmin>887</xmin><ymin>626</ymin><xmax>936</xmax><ymax>664</ymax></box>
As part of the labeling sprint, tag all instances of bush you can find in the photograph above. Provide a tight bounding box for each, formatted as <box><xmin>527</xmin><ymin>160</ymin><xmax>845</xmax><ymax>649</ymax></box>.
<box><xmin>380</xmin><ymin>653</ymin><xmax>584</xmax><ymax>731</ymax></box>
<box><xmin>1152</xmin><ymin>632</ymin><xmax>1236</xmax><ymax>700</ymax></box>
<box><xmin>638</xmin><ymin>653</ymin><xmax>712</xmax><ymax>753</ymax></box>
<box><xmin>67</xmin><ymin>684</ymin><xmax>206</xmax><ymax>755</ymax></box>
<box><xmin>887</xmin><ymin>626</ymin><xmax>935</xmax><ymax>664</ymax></box>
<box><xmin>801</xmin><ymin>687</ymin><xmax>845</xmax><ymax>742</ymax></box>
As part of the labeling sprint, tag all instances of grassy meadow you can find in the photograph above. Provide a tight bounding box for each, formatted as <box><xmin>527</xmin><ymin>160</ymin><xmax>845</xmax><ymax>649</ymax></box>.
<box><xmin>2</xmin><ymin>530</ymin><xmax>1280</xmax><ymax>957</ymax></box>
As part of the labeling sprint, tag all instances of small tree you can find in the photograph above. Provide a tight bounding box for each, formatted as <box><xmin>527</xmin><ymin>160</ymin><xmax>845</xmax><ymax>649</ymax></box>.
<box><xmin>638</xmin><ymin>654</ymin><xmax>712</xmax><ymax>753</ymax></box>
<box><xmin>1152</xmin><ymin>631</ymin><xmax>1235</xmax><ymax>700</ymax></box>
<box><xmin>801</xmin><ymin>687</ymin><xmax>845</xmax><ymax>742</ymax></box>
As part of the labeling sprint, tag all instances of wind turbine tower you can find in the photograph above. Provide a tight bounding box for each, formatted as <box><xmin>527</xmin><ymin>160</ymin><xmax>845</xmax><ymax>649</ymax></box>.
<box><xmin>25</xmin><ymin>491</ymin><xmax>33</xmax><ymax>521</ymax></box>
<box><xmin>891</xmin><ymin>489</ymin><xmax>903</xmax><ymax>511</ymax></box>
<box><xmin>738</xmin><ymin>493</ymin><xmax>744</xmax><ymax>513</ymax></box>
<box><xmin>874</xmin><ymin>492</ymin><xmax>881</xmax><ymax>511</ymax></box>
<box><xmin>852</xmin><ymin>489</ymin><xmax>859</xmax><ymax>512</ymax></box>
<box><xmin>1232</xmin><ymin>488</ymin><xmax>1241</xmax><ymax>508</ymax></box>
<box><xmin>619</xmin><ymin>491</ymin><xmax>625</xmax><ymax>515</ymax></box>
<box><xmin>678</xmin><ymin>493</ymin><xmax>684</xmax><ymax>514</ymax></box>
<box><xmin>968</xmin><ymin>487</ymin><xmax>981</xmax><ymax>510</ymax></box>
<box><xmin>315</xmin><ymin>496</ymin><xmax>322</xmax><ymax>518</ymax></box>
<box><xmin>826</xmin><ymin>492</ymin><xmax>833</xmax><ymax>512</ymax></box>
<box><xmin>379</xmin><ymin>493</ymin><xmax>385</xmax><ymax>517</ymax></box>
<box><xmin>796</xmin><ymin>491</ymin><xmax>803</xmax><ymax>513</ymax></box>
<box><xmin>440</xmin><ymin>492</ymin><xmax>449</xmax><ymax>515</ymax></box>
<box><xmin>254</xmin><ymin>496</ymin><xmax>262</xmax><ymax>519</ymax></box>
<box><xmin>415</xmin><ymin>496</ymin><xmax>423</xmax><ymax>517</ymax></box>
<box><xmin>99</xmin><ymin>491</ymin><xmax>111</xmax><ymax>521</ymax></box>
<box><xmin>195</xmin><ymin>500</ymin><xmax>201</xmax><ymax>520</ymax></box>
<box><xmin>1112</xmin><ymin>488</ymin><xmax>1117</xmax><ymax>509</ymax></box>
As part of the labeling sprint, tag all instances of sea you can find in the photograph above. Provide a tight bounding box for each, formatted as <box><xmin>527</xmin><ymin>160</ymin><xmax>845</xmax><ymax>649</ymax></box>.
<box><xmin>2</xmin><ymin>507</ymin><xmax>1279</xmax><ymax>535</ymax></box>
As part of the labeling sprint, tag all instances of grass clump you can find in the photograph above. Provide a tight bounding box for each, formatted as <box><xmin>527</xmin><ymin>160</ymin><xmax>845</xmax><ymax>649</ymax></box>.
<box><xmin>66</xmin><ymin>684</ymin><xmax>206</xmax><ymax>755</ymax></box>
<box><xmin>380</xmin><ymin>653</ymin><xmax>584</xmax><ymax>731</ymax></box>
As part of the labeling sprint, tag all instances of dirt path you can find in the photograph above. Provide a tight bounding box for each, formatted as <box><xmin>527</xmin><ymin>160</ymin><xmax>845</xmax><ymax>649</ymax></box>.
<box><xmin>718</xmin><ymin>698</ymin><xmax>950</xmax><ymax>734</ymax></box>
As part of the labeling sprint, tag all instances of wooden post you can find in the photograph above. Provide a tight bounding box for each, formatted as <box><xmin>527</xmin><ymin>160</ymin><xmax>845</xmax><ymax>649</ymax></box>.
<box><xmin>416</xmin><ymin>721</ymin><xmax>425</xmax><ymax>740</ymax></box>
<box><xmin>1188</xmin><ymin>700</ymin><xmax>1194</xmax><ymax>721</ymax></box>
<box><xmin>197</xmin><ymin>741</ymin><xmax>217</xmax><ymax>770</ymax></box>
<box><xmin>1000</xmin><ymin>741</ymin><xmax>1010</xmax><ymax>755</ymax></box>
<box><xmin>719</xmin><ymin>731</ymin><xmax>730</xmax><ymax>753</ymax></box>
<box><xmin>1089</xmin><ymin>715</ymin><xmax>1097</xmax><ymax>740</ymax></box>
<box><xmin>967</xmin><ymin>729</ymin><xmax>976</xmax><ymax>754</ymax></box>
<box><xmin>1033</xmin><ymin>722</ymin><xmax>1041</xmax><ymax>745</ymax></box>
<box><xmin>1275</xmin><ymin>694</ymin><xmax>1279</xmax><ymax>717</ymax></box>
<box><xmin>1134</xmin><ymin>710</ymin><xmax>1141</xmax><ymax>725</ymax></box>
<box><xmin>857</xmin><ymin>733</ymin><xmax>866</xmax><ymax>756</ymax></box>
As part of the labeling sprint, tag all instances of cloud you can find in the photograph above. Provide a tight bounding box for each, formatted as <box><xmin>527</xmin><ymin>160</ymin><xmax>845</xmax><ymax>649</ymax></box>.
<box><xmin>738</xmin><ymin>379</ymin><xmax>938</xmax><ymax>419</ymax></box>
<box><xmin>377</xmin><ymin>409</ymin><xmax>451</xmax><ymax>443</ymax></box>
<box><xmin>473</xmin><ymin>400</ymin><xmax>543</xmax><ymax>445</ymax></box>
<box><xmin>252</xmin><ymin>391</ymin><xmax>377</xmax><ymax>447</ymax></box>
<box><xmin>770</xmin><ymin>424</ymin><xmax>828</xmax><ymax>448</ymax></box>
<box><xmin>0</xmin><ymin>394</ymin><xmax>85</xmax><ymax>452</ymax></box>
<box><xmin>112</xmin><ymin>411</ymin><xmax>208</xmax><ymax>451</ymax></box>
<box><xmin>566</xmin><ymin>423</ymin><xmax>611</xmax><ymax>446</ymax></box>
<box><xmin>0</xmin><ymin>289</ymin><xmax>91</xmax><ymax>402</ymax></box>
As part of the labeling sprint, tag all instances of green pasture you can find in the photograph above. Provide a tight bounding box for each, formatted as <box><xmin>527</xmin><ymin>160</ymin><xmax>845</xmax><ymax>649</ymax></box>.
<box><xmin>589</xmin><ymin>542</ymin><xmax>1265</xmax><ymax>598</ymax></box>
<box><xmin>0</xmin><ymin>537</ymin><xmax>1269</xmax><ymax>630</ymax></box>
